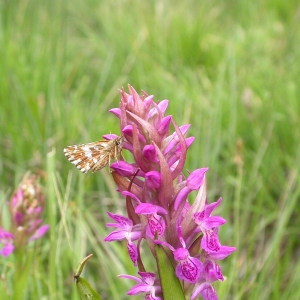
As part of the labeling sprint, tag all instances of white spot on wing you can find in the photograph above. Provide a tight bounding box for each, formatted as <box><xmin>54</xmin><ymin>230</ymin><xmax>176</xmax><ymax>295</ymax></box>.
<box><xmin>84</xmin><ymin>152</ymin><xmax>92</xmax><ymax>158</ymax></box>
<box><xmin>73</xmin><ymin>159</ymin><xmax>81</xmax><ymax>165</ymax></box>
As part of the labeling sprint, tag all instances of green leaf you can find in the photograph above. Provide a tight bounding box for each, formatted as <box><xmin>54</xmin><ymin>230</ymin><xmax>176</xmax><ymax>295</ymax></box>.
<box><xmin>75</xmin><ymin>278</ymin><xmax>101</xmax><ymax>300</ymax></box>
<box><xmin>74</xmin><ymin>254</ymin><xmax>102</xmax><ymax>300</ymax></box>
<box><xmin>155</xmin><ymin>244</ymin><xmax>186</xmax><ymax>300</ymax></box>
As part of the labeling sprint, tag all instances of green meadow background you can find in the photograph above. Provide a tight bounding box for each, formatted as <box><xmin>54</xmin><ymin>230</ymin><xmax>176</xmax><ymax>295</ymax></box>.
<box><xmin>1</xmin><ymin>0</ymin><xmax>300</xmax><ymax>299</ymax></box>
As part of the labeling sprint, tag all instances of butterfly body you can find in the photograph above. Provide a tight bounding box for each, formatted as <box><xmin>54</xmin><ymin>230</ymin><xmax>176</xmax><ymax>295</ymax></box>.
<box><xmin>64</xmin><ymin>136</ymin><xmax>123</xmax><ymax>173</ymax></box>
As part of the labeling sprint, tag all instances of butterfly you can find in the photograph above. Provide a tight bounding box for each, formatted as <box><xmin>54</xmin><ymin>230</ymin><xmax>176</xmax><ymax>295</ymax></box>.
<box><xmin>64</xmin><ymin>135</ymin><xmax>123</xmax><ymax>173</ymax></box>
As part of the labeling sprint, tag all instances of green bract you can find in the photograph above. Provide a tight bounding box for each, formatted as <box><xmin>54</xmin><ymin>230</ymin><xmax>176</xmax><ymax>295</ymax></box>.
<box><xmin>74</xmin><ymin>254</ymin><xmax>101</xmax><ymax>300</ymax></box>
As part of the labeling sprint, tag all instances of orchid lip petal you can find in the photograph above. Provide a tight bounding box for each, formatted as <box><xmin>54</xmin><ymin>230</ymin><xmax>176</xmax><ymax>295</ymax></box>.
<box><xmin>175</xmin><ymin>256</ymin><xmax>203</xmax><ymax>283</ymax></box>
<box><xmin>201</xmin><ymin>231</ymin><xmax>221</xmax><ymax>253</ymax></box>
<box><xmin>127</xmin><ymin>241</ymin><xmax>138</xmax><ymax>265</ymax></box>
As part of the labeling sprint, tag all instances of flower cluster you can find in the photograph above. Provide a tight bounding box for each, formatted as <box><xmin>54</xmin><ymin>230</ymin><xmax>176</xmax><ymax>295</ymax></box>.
<box><xmin>0</xmin><ymin>173</ymin><xmax>49</xmax><ymax>257</ymax></box>
<box><xmin>104</xmin><ymin>86</ymin><xmax>235</xmax><ymax>300</ymax></box>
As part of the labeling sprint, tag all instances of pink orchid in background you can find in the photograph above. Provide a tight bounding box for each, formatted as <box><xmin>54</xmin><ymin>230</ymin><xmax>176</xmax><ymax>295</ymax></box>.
<box><xmin>0</xmin><ymin>228</ymin><xmax>14</xmax><ymax>257</ymax></box>
<box><xmin>103</xmin><ymin>85</ymin><xmax>235</xmax><ymax>300</ymax></box>
<box><xmin>0</xmin><ymin>172</ymin><xmax>49</xmax><ymax>257</ymax></box>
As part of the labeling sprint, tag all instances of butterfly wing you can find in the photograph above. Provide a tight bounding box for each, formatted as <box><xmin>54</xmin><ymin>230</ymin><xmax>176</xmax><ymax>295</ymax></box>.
<box><xmin>64</xmin><ymin>140</ymin><xmax>112</xmax><ymax>173</ymax></box>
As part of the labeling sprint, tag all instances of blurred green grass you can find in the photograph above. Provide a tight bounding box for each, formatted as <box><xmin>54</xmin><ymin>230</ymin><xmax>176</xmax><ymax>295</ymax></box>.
<box><xmin>1</xmin><ymin>0</ymin><xmax>300</xmax><ymax>299</ymax></box>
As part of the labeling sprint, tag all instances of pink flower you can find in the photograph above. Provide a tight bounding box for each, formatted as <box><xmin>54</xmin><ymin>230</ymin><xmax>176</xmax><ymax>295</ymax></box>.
<box><xmin>193</xmin><ymin>198</ymin><xmax>226</xmax><ymax>253</ymax></box>
<box><xmin>104</xmin><ymin>212</ymin><xmax>142</xmax><ymax>266</ymax></box>
<box><xmin>1</xmin><ymin>172</ymin><xmax>49</xmax><ymax>257</ymax></box>
<box><xmin>102</xmin><ymin>86</ymin><xmax>234</xmax><ymax>299</ymax></box>
<box><xmin>190</xmin><ymin>260</ymin><xmax>222</xmax><ymax>300</ymax></box>
<box><xmin>118</xmin><ymin>272</ymin><xmax>161</xmax><ymax>300</ymax></box>
<box><xmin>0</xmin><ymin>228</ymin><xmax>14</xmax><ymax>257</ymax></box>
<box><xmin>135</xmin><ymin>203</ymin><xmax>167</xmax><ymax>238</ymax></box>
<box><xmin>155</xmin><ymin>226</ymin><xmax>203</xmax><ymax>283</ymax></box>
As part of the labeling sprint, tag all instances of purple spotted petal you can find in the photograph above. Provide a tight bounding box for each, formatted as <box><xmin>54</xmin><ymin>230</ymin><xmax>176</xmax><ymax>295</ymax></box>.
<box><xmin>201</xmin><ymin>231</ymin><xmax>221</xmax><ymax>253</ymax></box>
<box><xmin>127</xmin><ymin>241</ymin><xmax>138</xmax><ymax>266</ymax></box>
<box><xmin>175</xmin><ymin>254</ymin><xmax>203</xmax><ymax>283</ymax></box>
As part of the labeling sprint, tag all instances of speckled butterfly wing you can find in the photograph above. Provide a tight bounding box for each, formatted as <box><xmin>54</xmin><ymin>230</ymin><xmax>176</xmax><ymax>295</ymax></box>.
<box><xmin>64</xmin><ymin>136</ymin><xmax>122</xmax><ymax>173</ymax></box>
